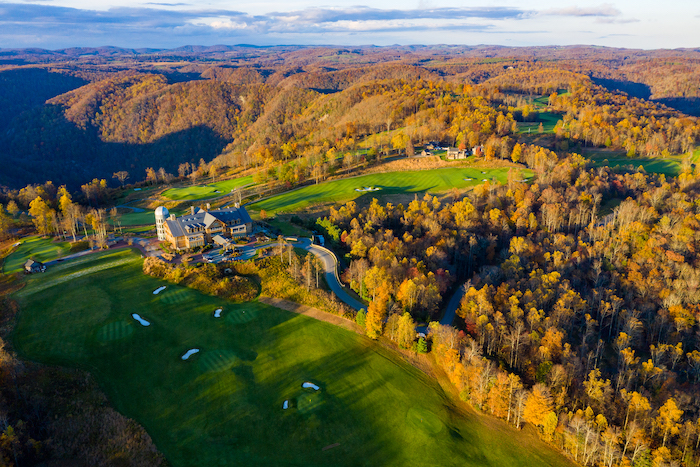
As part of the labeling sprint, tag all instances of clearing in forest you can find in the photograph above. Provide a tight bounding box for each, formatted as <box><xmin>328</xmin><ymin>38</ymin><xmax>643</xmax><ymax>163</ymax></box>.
<box><xmin>12</xmin><ymin>248</ymin><xmax>573</xmax><ymax>467</ymax></box>
<box><xmin>249</xmin><ymin>167</ymin><xmax>531</xmax><ymax>215</ymax></box>
<box><xmin>160</xmin><ymin>176</ymin><xmax>254</xmax><ymax>201</ymax></box>
<box><xmin>585</xmin><ymin>148</ymin><xmax>700</xmax><ymax>177</ymax></box>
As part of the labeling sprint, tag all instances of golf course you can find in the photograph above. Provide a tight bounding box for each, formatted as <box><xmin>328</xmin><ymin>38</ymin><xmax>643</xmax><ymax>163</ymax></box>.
<box><xmin>160</xmin><ymin>176</ymin><xmax>254</xmax><ymax>201</ymax></box>
<box><xmin>3</xmin><ymin>236</ymin><xmax>71</xmax><ymax>274</ymax></box>
<box><xmin>12</xmin><ymin>249</ymin><xmax>573</xmax><ymax>467</ymax></box>
<box><xmin>586</xmin><ymin>146</ymin><xmax>700</xmax><ymax>177</ymax></box>
<box><xmin>249</xmin><ymin>167</ymin><xmax>530</xmax><ymax>215</ymax></box>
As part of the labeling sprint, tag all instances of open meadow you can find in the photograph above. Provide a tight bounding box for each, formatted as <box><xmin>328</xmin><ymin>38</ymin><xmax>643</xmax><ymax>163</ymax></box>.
<box><xmin>249</xmin><ymin>167</ymin><xmax>531</xmax><ymax>215</ymax></box>
<box><xmin>12</xmin><ymin>249</ymin><xmax>573</xmax><ymax>467</ymax></box>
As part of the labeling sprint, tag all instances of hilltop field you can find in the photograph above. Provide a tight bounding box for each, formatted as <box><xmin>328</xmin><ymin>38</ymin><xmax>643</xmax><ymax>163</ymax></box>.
<box><xmin>248</xmin><ymin>166</ymin><xmax>531</xmax><ymax>215</ymax></box>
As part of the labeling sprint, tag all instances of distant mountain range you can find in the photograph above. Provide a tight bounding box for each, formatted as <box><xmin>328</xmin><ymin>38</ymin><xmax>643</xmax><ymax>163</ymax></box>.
<box><xmin>0</xmin><ymin>45</ymin><xmax>698</xmax><ymax>190</ymax></box>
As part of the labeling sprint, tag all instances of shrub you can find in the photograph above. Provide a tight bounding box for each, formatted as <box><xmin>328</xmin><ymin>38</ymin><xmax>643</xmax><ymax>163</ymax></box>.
<box><xmin>69</xmin><ymin>241</ymin><xmax>89</xmax><ymax>253</ymax></box>
<box><xmin>142</xmin><ymin>257</ymin><xmax>258</xmax><ymax>301</ymax></box>
<box><xmin>414</xmin><ymin>337</ymin><xmax>428</xmax><ymax>354</ymax></box>
<box><xmin>355</xmin><ymin>308</ymin><xmax>366</xmax><ymax>327</ymax></box>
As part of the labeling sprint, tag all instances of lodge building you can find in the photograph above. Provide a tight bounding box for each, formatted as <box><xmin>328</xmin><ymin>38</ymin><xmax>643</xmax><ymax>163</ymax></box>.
<box><xmin>155</xmin><ymin>205</ymin><xmax>253</xmax><ymax>250</ymax></box>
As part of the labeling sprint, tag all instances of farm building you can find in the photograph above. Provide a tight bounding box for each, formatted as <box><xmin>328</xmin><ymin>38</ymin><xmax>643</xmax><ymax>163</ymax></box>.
<box><xmin>157</xmin><ymin>205</ymin><xmax>252</xmax><ymax>251</ymax></box>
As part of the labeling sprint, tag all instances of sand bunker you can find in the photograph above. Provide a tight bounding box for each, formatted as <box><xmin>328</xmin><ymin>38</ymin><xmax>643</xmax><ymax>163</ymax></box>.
<box><xmin>153</xmin><ymin>286</ymin><xmax>167</xmax><ymax>295</ymax></box>
<box><xmin>481</xmin><ymin>171</ymin><xmax>486</xmax><ymax>174</ymax></box>
<box><xmin>182</xmin><ymin>349</ymin><xmax>200</xmax><ymax>360</ymax></box>
<box><xmin>463</xmin><ymin>178</ymin><xmax>473</xmax><ymax>181</ymax></box>
<box><xmin>302</xmin><ymin>382</ymin><xmax>320</xmax><ymax>390</ymax></box>
<box><xmin>132</xmin><ymin>313</ymin><xmax>150</xmax><ymax>326</ymax></box>
<box><xmin>354</xmin><ymin>186</ymin><xmax>381</xmax><ymax>192</ymax></box>
<box><xmin>482</xmin><ymin>179</ymin><xmax>488</xmax><ymax>181</ymax></box>
<box><xmin>283</xmin><ymin>400</ymin><xmax>289</xmax><ymax>409</ymax></box>
<box><xmin>214</xmin><ymin>308</ymin><xmax>222</xmax><ymax>318</ymax></box>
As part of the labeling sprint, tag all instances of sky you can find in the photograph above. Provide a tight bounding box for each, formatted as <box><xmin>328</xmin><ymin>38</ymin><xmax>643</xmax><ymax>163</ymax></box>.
<box><xmin>0</xmin><ymin>0</ymin><xmax>698</xmax><ymax>50</ymax></box>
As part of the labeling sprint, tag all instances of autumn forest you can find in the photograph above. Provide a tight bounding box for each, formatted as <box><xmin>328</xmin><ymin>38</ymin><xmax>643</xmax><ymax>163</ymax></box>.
<box><xmin>1</xmin><ymin>44</ymin><xmax>700</xmax><ymax>466</ymax></box>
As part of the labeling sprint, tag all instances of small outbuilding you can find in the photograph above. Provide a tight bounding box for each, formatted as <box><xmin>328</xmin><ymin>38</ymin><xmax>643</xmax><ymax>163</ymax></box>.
<box><xmin>213</xmin><ymin>235</ymin><xmax>231</xmax><ymax>247</ymax></box>
<box><xmin>24</xmin><ymin>259</ymin><xmax>46</xmax><ymax>274</ymax></box>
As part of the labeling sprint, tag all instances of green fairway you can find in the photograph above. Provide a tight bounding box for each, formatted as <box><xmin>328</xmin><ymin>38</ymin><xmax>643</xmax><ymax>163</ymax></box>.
<box><xmin>12</xmin><ymin>249</ymin><xmax>573</xmax><ymax>467</ymax></box>
<box><xmin>250</xmin><ymin>167</ymin><xmax>531</xmax><ymax>214</ymax></box>
<box><xmin>3</xmin><ymin>236</ymin><xmax>71</xmax><ymax>274</ymax></box>
<box><xmin>161</xmin><ymin>176</ymin><xmax>254</xmax><ymax>201</ymax></box>
<box><xmin>583</xmin><ymin>146</ymin><xmax>700</xmax><ymax>177</ymax></box>
<box><xmin>118</xmin><ymin>209</ymin><xmax>157</xmax><ymax>226</ymax></box>
<box><xmin>586</xmin><ymin>151</ymin><xmax>690</xmax><ymax>177</ymax></box>
<box><xmin>516</xmin><ymin>112</ymin><xmax>561</xmax><ymax>134</ymax></box>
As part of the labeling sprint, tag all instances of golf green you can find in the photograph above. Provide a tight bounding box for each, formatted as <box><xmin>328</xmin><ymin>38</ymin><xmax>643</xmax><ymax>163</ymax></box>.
<box><xmin>250</xmin><ymin>167</ymin><xmax>530</xmax><ymax>214</ymax></box>
<box><xmin>12</xmin><ymin>249</ymin><xmax>573</xmax><ymax>467</ymax></box>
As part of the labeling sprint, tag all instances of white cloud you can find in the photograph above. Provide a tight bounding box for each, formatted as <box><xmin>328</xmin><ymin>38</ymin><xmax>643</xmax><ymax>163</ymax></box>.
<box><xmin>543</xmin><ymin>4</ymin><xmax>621</xmax><ymax>17</ymax></box>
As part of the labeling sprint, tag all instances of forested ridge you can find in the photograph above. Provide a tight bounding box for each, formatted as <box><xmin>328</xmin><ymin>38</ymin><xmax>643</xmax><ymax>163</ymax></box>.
<box><xmin>324</xmin><ymin>145</ymin><xmax>700</xmax><ymax>466</ymax></box>
<box><xmin>0</xmin><ymin>45</ymin><xmax>699</xmax><ymax>189</ymax></box>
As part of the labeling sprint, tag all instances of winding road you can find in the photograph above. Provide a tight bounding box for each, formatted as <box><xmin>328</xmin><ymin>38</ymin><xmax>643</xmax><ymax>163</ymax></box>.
<box><xmin>244</xmin><ymin>239</ymin><xmax>365</xmax><ymax>311</ymax></box>
<box><xmin>440</xmin><ymin>283</ymin><xmax>467</xmax><ymax>326</ymax></box>
<box><xmin>244</xmin><ymin>239</ymin><xmax>467</xmax><ymax>327</ymax></box>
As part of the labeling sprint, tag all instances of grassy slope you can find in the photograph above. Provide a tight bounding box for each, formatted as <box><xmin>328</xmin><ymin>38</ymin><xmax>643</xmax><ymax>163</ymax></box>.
<box><xmin>118</xmin><ymin>210</ymin><xmax>157</xmax><ymax>226</ymax></box>
<box><xmin>586</xmin><ymin>147</ymin><xmax>700</xmax><ymax>177</ymax></box>
<box><xmin>161</xmin><ymin>176</ymin><xmax>254</xmax><ymax>201</ymax></box>
<box><xmin>249</xmin><ymin>167</ymin><xmax>531</xmax><ymax>214</ymax></box>
<box><xmin>12</xmin><ymin>249</ymin><xmax>573</xmax><ymax>467</ymax></box>
<box><xmin>3</xmin><ymin>236</ymin><xmax>71</xmax><ymax>274</ymax></box>
<box><xmin>516</xmin><ymin>112</ymin><xmax>561</xmax><ymax>134</ymax></box>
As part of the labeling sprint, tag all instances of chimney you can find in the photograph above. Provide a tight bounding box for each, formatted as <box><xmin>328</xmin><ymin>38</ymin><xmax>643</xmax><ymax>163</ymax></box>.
<box><xmin>206</xmin><ymin>203</ymin><xmax>211</xmax><ymax>211</ymax></box>
<box><xmin>170</xmin><ymin>214</ymin><xmax>176</xmax><ymax>220</ymax></box>
<box><xmin>190</xmin><ymin>206</ymin><xmax>195</xmax><ymax>215</ymax></box>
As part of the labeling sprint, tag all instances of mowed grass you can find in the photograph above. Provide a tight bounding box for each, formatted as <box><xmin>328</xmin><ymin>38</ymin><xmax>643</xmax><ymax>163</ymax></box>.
<box><xmin>3</xmin><ymin>236</ymin><xmax>71</xmax><ymax>274</ymax></box>
<box><xmin>12</xmin><ymin>249</ymin><xmax>573</xmax><ymax>467</ymax></box>
<box><xmin>516</xmin><ymin>112</ymin><xmax>562</xmax><ymax>134</ymax></box>
<box><xmin>117</xmin><ymin>209</ymin><xmax>157</xmax><ymax>226</ymax></box>
<box><xmin>161</xmin><ymin>176</ymin><xmax>254</xmax><ymax>201</ymax></box>
<box><xmin>591</xmin><ymin>156</ymin><xmax>682</xmax><ymax>176</ymax></box>
<box><xmin>585</xmin><ymin>148</ymin><xmax>700</xmax><ymax>177</ymax></box>
<box><xmin>250</xmin><ymin>167</ymin><xmax>531</xmax><ymax>214</ymax></box>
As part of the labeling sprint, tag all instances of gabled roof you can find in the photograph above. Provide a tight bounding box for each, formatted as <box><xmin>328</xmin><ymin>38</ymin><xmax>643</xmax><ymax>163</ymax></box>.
<box><xmin>213</xmin><ymin>235</ymin><xmax>229</xmax><ymax>246</ymax></box>
<box><xmin>25</xmin><ymin>258</ymin><xmax>43</xmax><ymax>269</ymax></box>
<box><xmin>165</xmin><ymin>219</ymin><xmax>185</xmax><ymax>237</ymax></box>
<box><xmin>165</xmin><ymin>206</ymin><xmax>252</xmax><ymax>239</ymax></box>
<box><xmin>203</xmin><ymin>212</ymin><xmax>219</xmax><ymax>228</ymax></box>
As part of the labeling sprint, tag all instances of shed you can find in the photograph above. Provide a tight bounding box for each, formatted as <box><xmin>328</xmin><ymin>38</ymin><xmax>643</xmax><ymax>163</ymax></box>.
<box><xmin>24</xmin><ymin>259</ymin><xmax>46</xmax><ymax>274</ymax></box>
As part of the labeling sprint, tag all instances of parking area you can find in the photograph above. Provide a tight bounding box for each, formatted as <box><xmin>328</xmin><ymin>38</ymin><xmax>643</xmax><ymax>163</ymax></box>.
<box><xmin>202</xmin><ymin>248</ymin><xmax>233</xmax><ymax>263</ymax></box>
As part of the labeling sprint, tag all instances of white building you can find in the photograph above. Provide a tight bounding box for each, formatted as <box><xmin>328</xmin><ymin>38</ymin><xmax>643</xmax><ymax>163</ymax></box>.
<box><xmin>155</xmin><ymin>206</ymin><xmax>169</xmax><ymax>241</ymax></box>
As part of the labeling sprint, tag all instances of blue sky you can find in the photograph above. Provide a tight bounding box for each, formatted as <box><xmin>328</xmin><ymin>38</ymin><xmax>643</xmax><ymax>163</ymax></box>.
<box><xmin>0</xmin><ymin>0</ymin><xmax>698</xmax><ymax>50</ymax></box>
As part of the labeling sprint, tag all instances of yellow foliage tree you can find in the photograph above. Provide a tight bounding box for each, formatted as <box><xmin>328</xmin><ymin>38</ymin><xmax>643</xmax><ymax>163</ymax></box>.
<box><xmin>656</xmin><ymin>398</ymin><xmax>683</xmax><ymax>447</ymax></box>
<box><xmin>523</xmin><ymin>384</ymin><xmax>554</xmax><ymax>430</ymax></box>
<box><xmin>366</xmin><ymin>286</ymin><xmax>390</xmax><ymax>339</ymax></box>
<box><xmin>28</xmin><ymin>196</ymin><xmax>54</xmax><ymax>236</ymax></box>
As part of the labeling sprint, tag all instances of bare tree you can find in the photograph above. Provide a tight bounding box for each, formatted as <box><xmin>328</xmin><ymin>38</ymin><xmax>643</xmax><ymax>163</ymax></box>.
<box><xmin>112</xmin><ymin>171</ymin><xmax>130</xmax><ymax>187</ymax></box>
